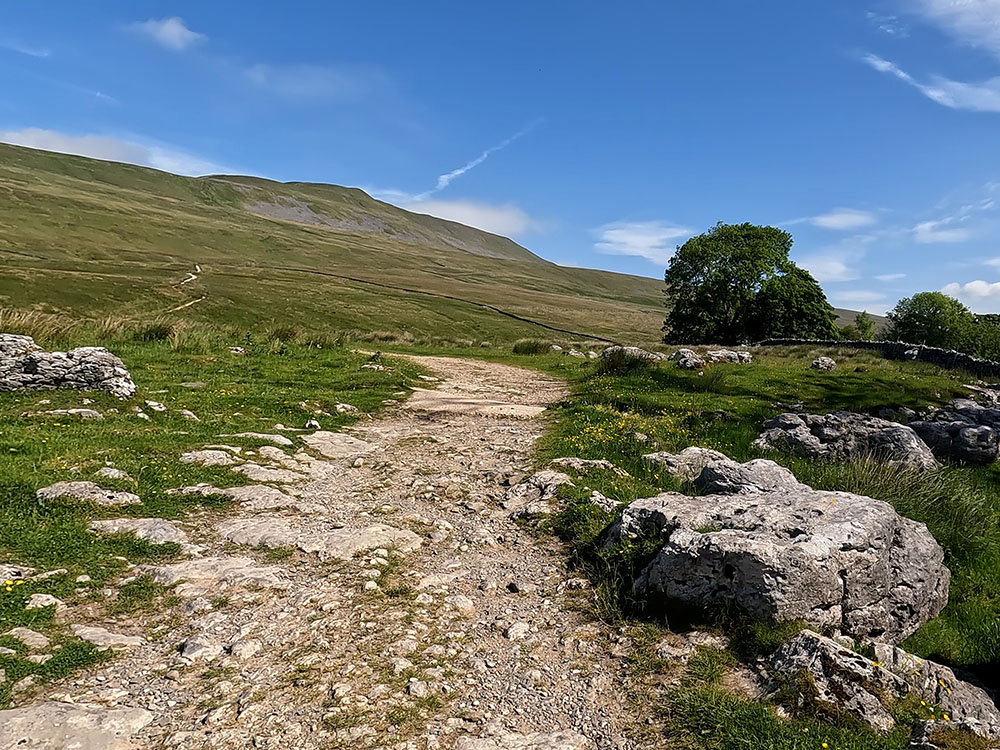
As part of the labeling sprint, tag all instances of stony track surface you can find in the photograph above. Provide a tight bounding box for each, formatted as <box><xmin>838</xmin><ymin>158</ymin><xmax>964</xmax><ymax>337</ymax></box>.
<box><xmin>7</xmin><ymin>356</ymin><xmax>649</xmax><ymax>749</ymax></box>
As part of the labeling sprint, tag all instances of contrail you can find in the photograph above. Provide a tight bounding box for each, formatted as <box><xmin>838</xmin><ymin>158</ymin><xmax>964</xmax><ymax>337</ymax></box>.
<box><xmin>414</xmin><ymin>119</ymin><xmax>542</xmax><ymax>200</ymax></box>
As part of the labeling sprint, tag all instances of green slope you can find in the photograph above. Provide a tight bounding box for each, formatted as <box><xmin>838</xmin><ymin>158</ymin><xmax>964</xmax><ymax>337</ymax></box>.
<box><xmin>0</xmin><ymin>143</ymin><xmax>668</xmax><ymax>344</ymax></box>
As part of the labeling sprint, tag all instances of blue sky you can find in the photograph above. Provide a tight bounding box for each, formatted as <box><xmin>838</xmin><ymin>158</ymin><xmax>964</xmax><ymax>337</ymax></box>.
<box><xmin>4</xmin><ymin>2</ymin><xmax>1000</xmax><ymax>314</ymax></box>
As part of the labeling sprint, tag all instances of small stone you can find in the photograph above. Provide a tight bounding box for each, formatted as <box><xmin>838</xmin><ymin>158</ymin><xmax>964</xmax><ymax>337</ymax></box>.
<box><xmin>505</xmin><ymin>622</ymin><xmax>531</xmax><ymax>640</ymax></box>
<box><xmin>25</xmin><ymin>594</ymin><xmax>63</xmax><ymax>611</ymax></box>
<box><xmin>5</xmin><ymin>627</ymin><xmax>50</xmax><ymax>649</ymax></box>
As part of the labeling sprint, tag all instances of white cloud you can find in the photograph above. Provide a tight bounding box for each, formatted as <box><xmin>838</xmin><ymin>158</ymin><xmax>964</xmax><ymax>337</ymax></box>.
<box><xmin>863</xmin><ymin>53</ymin><xmax>1000</xmax><ymax>113</ymax></box>
<box><xmin>593</xmin><ymin>221</ymin><xmax>693</xmax><ymax>265</ymax></box>
<box><xmin>866</xmin><ymin>12</ymin><xmax>909</xmax><ymax>38</ymax></box>
<box><xmin>400</xmin><ymin>199</ymin><xmax>540</xmax><ymax>237</ymax></box>
<box><xmin>797</xmin><ymin>255</ymin><xmax>859</xmax><ymax>283</ymax></box>
<box><xmin>129</xmin><ymin>17</ymin><xmax>205</xmax><ymax>51</ymax></box>
<box><xmin>876</xmin><ymin>272</ymin><xmax>906</xmax><ymax>282</ymax></box>
<box><xmin>912</xmin><ymin>0</ymin><xmax>1000</xmax><ymax>59</ymax></box>
<box><xmin>1</xmin><ymin>40</ymin><xmax>50</xmax><ymax>58</ymax></box>
<box><xmin>810</xmin><ymin>209</ymin><xmax>877</xmax><ymax>230</ymax></box>
<box><xmin>830</xmin><ymin>290</ymin><xmax>889</xmax><ymax>315</ymax></box>
<box><xmin>914</xmin><ymin>219</ymin><xmax>973</xmax><ymax>243</ymax></box>
<box><xmin>835</xmin><ymin>290</ymin><xmax>886</xmax><ymax>303</ymax></box>
<box><xmin>0</xmin><ymin>128</ymin><xmax>226</xmax><ymax>176</ymax></box>
<box><xmin>986</xmin><ymin>258</ymin><xmax>1000</xmax><ymax>268</ymax></box>
<box><xmin>942</xmin><ymin>280</ymin><xmax>1000</xmax><ymax>311</ymax></box>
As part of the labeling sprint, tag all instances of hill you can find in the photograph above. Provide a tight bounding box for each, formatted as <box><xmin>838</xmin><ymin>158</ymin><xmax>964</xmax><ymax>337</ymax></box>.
<box><xmin>0</xmin><ymin>143</ymin><xmax>673</xmax><ymax>344</ymax></box>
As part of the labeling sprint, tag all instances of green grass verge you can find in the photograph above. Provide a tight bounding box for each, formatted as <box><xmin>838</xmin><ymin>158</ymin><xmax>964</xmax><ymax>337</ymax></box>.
<box><xmin>0</xmin><ymin>326</ymin><xmax>421</xmax><ymax>703</ymax></box>
<box><xmin>530</xmin><ymin>344</ymin><xmax>1000</xmax><ymax>747</ymax></box>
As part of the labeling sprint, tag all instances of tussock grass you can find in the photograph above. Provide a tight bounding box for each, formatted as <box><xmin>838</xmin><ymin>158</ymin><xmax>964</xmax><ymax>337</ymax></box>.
<box><xmin>512</xmin><ymin>339</ymin><xmax>552</xmax><ymax>355</ymax></box>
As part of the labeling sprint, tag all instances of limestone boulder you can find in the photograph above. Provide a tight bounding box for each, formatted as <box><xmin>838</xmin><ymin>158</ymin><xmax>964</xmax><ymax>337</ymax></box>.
<box><xmin>601</xmin><ymin>345</ymin><xmax>666</xmax><ymax>362</ymax></box>
<box><xmin>0</xmin><ymin>334</ymin><xmax>135</xmax><ymax>399</ymax></box>
<box><xmin>707</xmin><ymin>349</ymin><xmax>752</xmax><ymax>364</ymax></box>
<box><xmin>502</xmin><ymin>470</ymin><xmax>573</xmax><ymax>517</ymax></box>
<box><xmin>770</xmin><ymin>630</ymin><xmax>1000</xmax><ymax>741</ymax></box>
<box><xmin>644</xmin><ymin>447</ymin><xmax>806</xmax><ymax>494</ymax></box>
<box><xmin>754</xmin><ymin>411</ymin><xmax>938</xmax><ymax>470</ymax></box>
<box><xmin>607</xmin><ymin>466</ymin><xmax>949</xmax><ymax>642</ymax></box>
<box><xmin>811</xmin><ymin>356</ymin><xmax>837</xmax><ymax>371</ymax></box>
<box><xmin>36</xmin><ymin>481</ymin><xmax>140</xmax><ymax>507</ymax></box>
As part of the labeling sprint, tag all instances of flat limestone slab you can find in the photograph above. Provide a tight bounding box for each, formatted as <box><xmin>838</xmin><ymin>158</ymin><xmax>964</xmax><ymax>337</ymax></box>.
<box><xmin>406</xmin><ymin>388</ymin><xmax>546</xmax><ymax>419</ymax></box>
<box><xmin>217</xmin><ymin>518</ymin><xmax>422</xmax><ymax>560</ymax></box>
<box><xmin>300</xmin><ymin>431</ymin><xmax>376</xmax><ymax>460</ymax></box>
<box><xmin>70</xmin><ymin>624</ymin><xmax>144</xmax><ymax>650</ymax></box>
<box><xmin>36</xmin><ymin>481</ymin><xmax>140</xmax><ymax>507</ymax></box>
<box><xmin>0</xmin><ymin>701</ymin><xmax>152</xmax><ymax>749</ymax></box>
<box><xmin>137</xmin><ymin>556</ymin><xmax>285</xmax><ymax>596</ymax></box>
<box><xmin>88</xmin><ymin>518</ymin><xmax>188</xmax><ymax>545</ymax></box>
<box><xmin>455</xmin><ymin>732</ymin><xmax>595</xmax><ymax>750</ymax></box>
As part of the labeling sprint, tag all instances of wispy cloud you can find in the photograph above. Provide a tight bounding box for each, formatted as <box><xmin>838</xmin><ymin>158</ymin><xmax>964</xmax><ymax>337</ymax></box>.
<box><xmin>1</xmin><ymin>40</ymin><xmax>51</xmax><ymax>58</ymax></box>
<box><xmin>411</xmin><ymin>121</ymin><xmax>541</xmax><ymax>200</ymax></box>
<box><xmin>911</xmin><ymin>0</ymin><xmax>1000</xmax><ymax>59</ymax></box>
<box><xmin>593</xmin><ymin>221</ymin><xmax>693</xmax><ymax>265</ymax></box>
<box><xmin>862</xmin><ymin>53</ymin><xmax>1000</xmax><ymax>113</ymax></box>
<box><xmin>876</xmin><ymin>272</ymin><xmax>906</xmax><ymax>282</ymax></box>
<box><xmin>129</xmin><ymin>17</ymin><xmax>205</xmax><ymax>51</ymax></box>
<box><xmin>810</xmin><ymin>208</ymin><xmax>877</xmax><ymax>230</ymax></box>
<box><xmin>797</xmin><ymin>255</ymin><xmax>859</xmax><ymax>283</ymax></box>
<box><xmin>866</xmin><ymin>12</ymin><xmax>909</xmax><ymax>38</ymax></box>
<box><xmin>942</xmin><ymin>280</ymin><xmax>1000</xmax><ymax>312</ymax></box>
<box><xmin>914</xmin><ymin>219</ymin><xmax>972</xmax><ymax>243</ymax></box>
<box><xmin>402</xmin><ymin>199</ymin><xmax>540</xmax><ymax>236</ymax></box>
<box><xmin>0</xmin><ymin>128</ymin><xmax>226</xmax><ymax>176</ymax></box>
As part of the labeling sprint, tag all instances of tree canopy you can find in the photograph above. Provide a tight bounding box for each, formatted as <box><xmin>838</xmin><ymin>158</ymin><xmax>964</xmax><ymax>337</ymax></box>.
<box><xmin>886</xmin><ymin>292</ymin><xmax>975</xmax><ymax>349</ymax></box>
<box><xmin>662</xmin><ymin>222</ymin><xmax>838</xmax><ymax>343</ymax></box>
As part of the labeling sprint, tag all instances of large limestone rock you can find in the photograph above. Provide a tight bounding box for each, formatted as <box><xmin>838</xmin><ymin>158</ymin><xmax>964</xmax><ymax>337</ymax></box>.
<box><xmin>910</xmin><ymin>398</ymin><xmax>1000</xmax><ymax>465</ymax></box>
<box><xmin>70</xmin><ymin>624</ymin><xmax>144</xmax><ymax>651</ymax></box>
<box><xmin>168</xmin><ymin>483</ymin><xmax>326</xmax><ymax>513</ymax></box>
<box><xmin>455</xmin><ymin>731</ymin><xmax>595</xmax><ymax>750</ymax></box>
<box><xmin>0</xmin><ymin>334</ymin><xmax>136</xmax><ymax>399</ymax></box>
<box><xmin>755</xmin><ymin>411</ymin><xmax>938</xmax><ymax>470</ymax></box>
<box><xmin>36</xmin><ymin>481</ymin><xmax>141</xmax><ymax>507</ymax></box>
<box><xmin>0</xmin><ymin>701</ymin><xmax>152</xmax><ymax>749</ymax></box>
<box><xmin>667</xmin><ymin>348</ymin><xmax>706</xmax><ymax>370</ymax></box>
<box><xmin>601</xmin><ymin>345</ymin><xmax>666</xmax><ymax>362</ymax></box>
<box><xmin>607</xmin><ymin>457</ymin><xmax>949</xmax><ymax>642</ymax></box>
<box><xmin>644</xmin><ymin>447</ymin><xmax>806</xmax><ymax>494</ymax></box>
<box><xmin>811</xmin><ymin>356</ymin><xmax>837</xmax><ymax>371</ymax></box>
<box><xmin>770</xmin><ymin>630</ymin><xmax>1000</xmax><ymax>740</ymax></box>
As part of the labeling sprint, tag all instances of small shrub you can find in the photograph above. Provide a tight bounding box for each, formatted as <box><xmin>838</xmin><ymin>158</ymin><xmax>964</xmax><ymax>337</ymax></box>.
<box><xmin>512</xmin><ymin>339</ymin><xmax>551</xmax><ymax>355</ymax></box>
<box><xmin>594</xmin><ymin>348</ymin><xmax>652</xmax><ymax>376</ymax></box>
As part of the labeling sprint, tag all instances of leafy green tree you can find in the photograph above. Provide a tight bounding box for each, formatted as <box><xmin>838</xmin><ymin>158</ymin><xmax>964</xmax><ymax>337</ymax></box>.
<box><xmin>854</xmin><ymin>311</ymin><xmax>876</xmax><ymax>341</ymax></box>
<box><xmin>886</xmin><ymin>292</ymin><xmax>975</xmax><ymax>349</ymax></box>
<box><xmin>662</xmin><ymin>222</ymin><xmax>838</xmax><ymax>342</ymax></box>
<box><xmin>663</xmin><ymin>222</ymin><xmax>794</xmax><ymax>342</ymax></box>
<box><xmin>749</xmin><ymin>266</ymin><xmax>839</xmax><ymax>339</ymax></box>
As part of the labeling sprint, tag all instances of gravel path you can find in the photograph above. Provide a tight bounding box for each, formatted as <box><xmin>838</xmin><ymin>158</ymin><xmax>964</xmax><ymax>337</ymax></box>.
<box><xmin>8</xmin><ymin>356</ymin><xmax>648</xmax><ymax>749</ymax></box>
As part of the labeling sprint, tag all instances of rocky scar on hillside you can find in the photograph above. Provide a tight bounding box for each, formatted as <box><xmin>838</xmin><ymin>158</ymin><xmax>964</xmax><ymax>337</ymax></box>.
<box><xmin>0</xmin><ymin>334</ymin><xmax>135</xmax><ymax>399</ymax></box>
<box><xmin>616</xmin><ymin>447</ymin><xmax>948</xmax><ymax>642</ymax></box>
<box><xmin>754</xmin><ymin>411</ymin><xmax>939</xmax><ymax>470</ymax></box>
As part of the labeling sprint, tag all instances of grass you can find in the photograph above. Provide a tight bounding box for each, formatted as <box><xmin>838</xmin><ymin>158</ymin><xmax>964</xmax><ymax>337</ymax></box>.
<box><xmin>532</xmin><ymin>344</ymin><xmax>1000</xmax><ymax>747</ymax></box>
<box><xmin>0</xmin><ymin>321</ymin><xmax>421</xmax><ymax>704</ymax></box>
<box><xmin>0</xmin><ymin>141</ymin><xmax>667</xmax><ymax>345</ymax></box>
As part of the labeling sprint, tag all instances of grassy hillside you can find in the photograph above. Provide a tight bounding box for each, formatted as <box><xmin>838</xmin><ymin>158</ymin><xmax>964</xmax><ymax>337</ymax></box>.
<box><xmin>0</xmin><ymin>143</ymin><xmax>671</xmax><ymax>344</ymax></box>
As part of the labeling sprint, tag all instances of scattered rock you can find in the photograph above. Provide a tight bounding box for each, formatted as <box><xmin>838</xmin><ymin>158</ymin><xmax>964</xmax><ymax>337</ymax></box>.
<box><xmin>25</xmin><ymin>594</ymin><xmax>63</xmax><ymax>611</ymax></box>
<box><xmin>0</xmin><ymin>334</ymin><xmax>136</xmax><ymax>399</ymax></box>
<box><xmin>179</xmin><ymin>635</ymin><xmax>223</xmax><ymax>662</ymax></box>
<box><xmin>550</xmin><ymin>457</ymin><xmax>627</xmax><ymax>476</ymax></box>
<box><xmin>811</xmin><ymin>356</ymin><xmax>837</xmax><ymax>371</ymax></box>
<box><xmin>144</xmin><ymin>400</ymin><xmax>167</xmax><ymax>412</ymax></box>
<box><xmin>755</xmin><ymin>411</ymin><xmax>938</xmax><ymax>470</ymax></box>
<box><xmin>335</xmin><ymin>403</ymin><xmax>361</xmax><ymax>415</ymax></box>
<box><xmin>88</xmin><ymin>517</ymin><xmax>189</xmax><ymax>545</ymax></box>
<box><xmin>505</xmin><ymin>622</ymin><xmax>531</xmax><ymax>640</ymax></box>
<box><xmin>36</xmin><ymin>481</ymin><xmax>141</xmax><ymax>507</ymax></box>
<box><xmin>455</xmin><ymin>731</ymin><xmax>595</xmax><ymax>749</ymax></box>
<box><xmin>39</xmin><ymin>408</ymin><xmax>103</xmax><ymax>420</ymax></box>
<box><xmin>137</xmin><ymin>557</ymin><xmax>285</xmax><ymax>597</ymax></box>
<box><xmin>178</xmin><ymin>409</ymin><xmax>200</xmax><ymax>421</ymax></box>
<box><xmin>225</xmin><ymin>432</ymin><xmax>294</xmax><ymax>447</ymax></box>
<box><xmin>0</xmin><ymin>701</ymin><xmax>153</xmax><ymax>749</ymax></box>
<box><xmin>644</xmin><ymin>447</ymin><xmax>806</xmax><ymax>494</ymax></box>
<box><xmin>70</xmin><ymin>625</ymin><xmax>143</xmax><ymax>651</ymax></box>
<box><xmin>608</xmin><ymin>453</ymin><xmax>949</xmax><ymax>642</ymax></box>
<box><xmin>770</xmin><ymin>630</ymin><xmax>1000</xmax><ymax>740</ymax></box>
<box><xmin>5</xmin><ymin>627</ymin><xmax>50</xmax><ymax>649</ymax></box>
<box><xmin>179</xmin><ymin>449</ymin><xmax>240</xmax><ymax>467</ymax></box>
<box><xmin>503</xmin><ymin>470</ymin><xmax>573</xmax><ymax>516</ymax></box>
<box><xmin>95</xmin><ymin>466</ymin><xmax>132</xmax><ymax>481</ymax></box>
<box><xmin>668</xmin><ymin>348</ymin><xmax>706</xmax><ymax>370</ymax></box>
<box><xmin>707</xmin><ymin>349</ymin><xmax>752</xmax><ymax>364</ymax></box>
